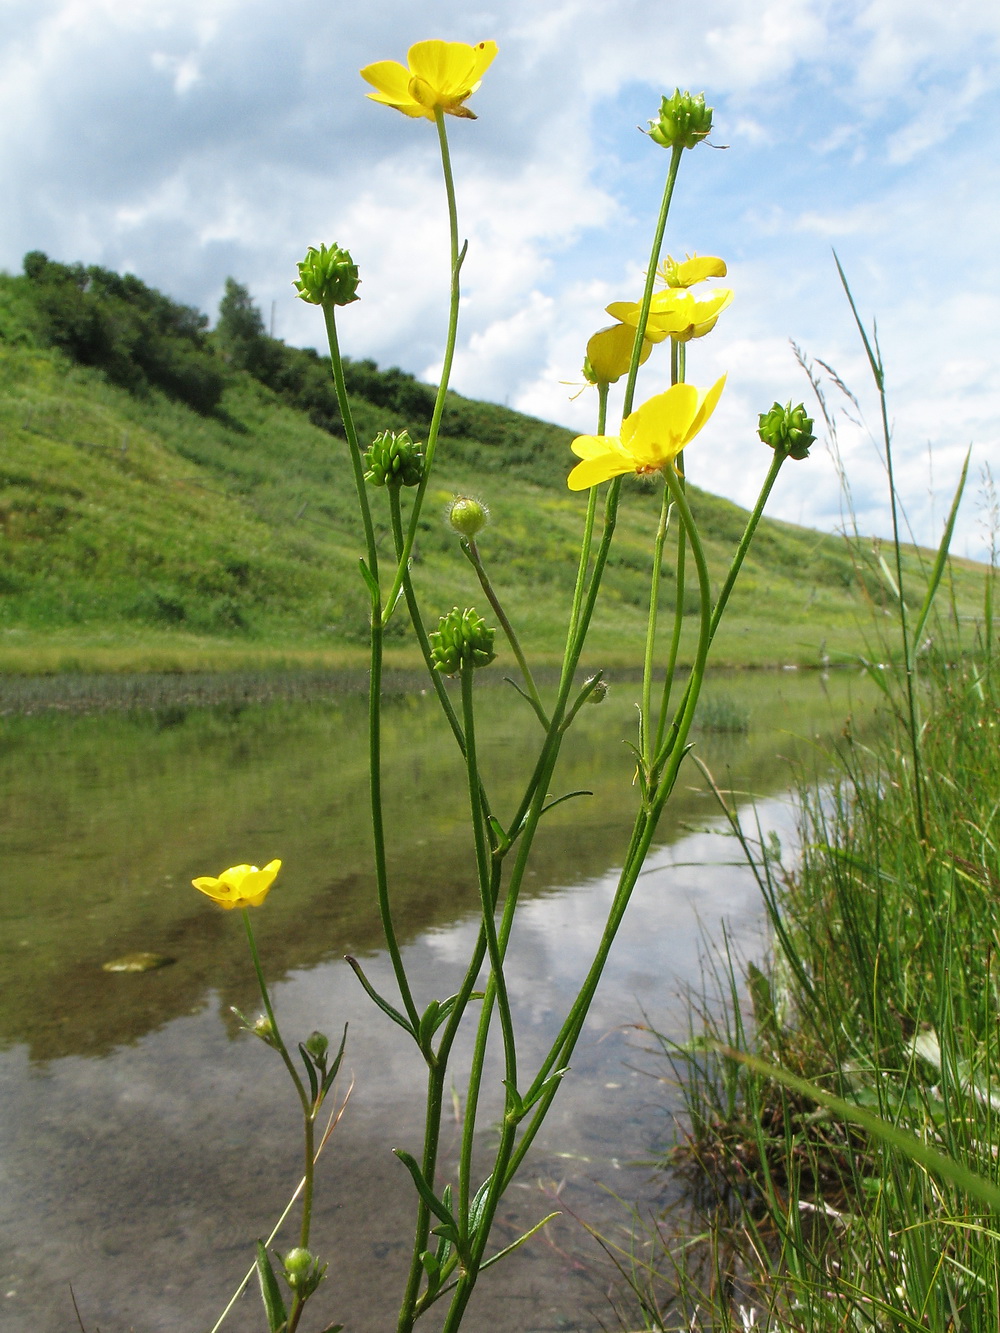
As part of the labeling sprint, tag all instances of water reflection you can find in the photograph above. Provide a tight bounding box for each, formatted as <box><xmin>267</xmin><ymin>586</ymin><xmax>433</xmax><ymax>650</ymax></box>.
<box><xmin>0</xmin><ymin>670</ymin><xmax>874</xmax><ymax>1332</ymax></box>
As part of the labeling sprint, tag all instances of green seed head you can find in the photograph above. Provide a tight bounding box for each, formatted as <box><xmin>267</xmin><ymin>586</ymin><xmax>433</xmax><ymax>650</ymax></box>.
<box><xmin>447</xmin><ymin>495</ymin><xmax>490</xmax><ymax>537</ymax></box>
<box><xmin>429</xmin><ymin>607</ymin><xmax>496</xmax><ymax>675</ymax></box>
<box><xmin>294</xmin><ymin>243</ymin><xmax>361</xmax><ymax>307</ymax></box>
<box><xmin>757</xmin><ymin>401</ymin><xmax>816</xmax><ymax>460</ymax></box>
<box><xmin>364</xmin><ymin>430</ymin><xmax>425</xmax><ymax>487</ymax></box>
<box><xmin>647</xmin><ymin>90</ymin><xmax>713</xmax><ymax>151</ymax></box>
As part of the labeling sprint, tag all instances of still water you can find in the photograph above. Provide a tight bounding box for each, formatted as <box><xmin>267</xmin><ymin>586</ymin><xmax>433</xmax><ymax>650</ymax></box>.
<box><xmin>0</xmin><ymin>670</ymin><xmax>874</xmax><ymax>1333</ymax></box>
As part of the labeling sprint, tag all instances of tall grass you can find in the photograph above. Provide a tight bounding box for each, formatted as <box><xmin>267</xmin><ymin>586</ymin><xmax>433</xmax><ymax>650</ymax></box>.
<box><xmin>628</xmin><ymin>277</ymin><xmax>1000</xmax><ymax>1332</ymax></box>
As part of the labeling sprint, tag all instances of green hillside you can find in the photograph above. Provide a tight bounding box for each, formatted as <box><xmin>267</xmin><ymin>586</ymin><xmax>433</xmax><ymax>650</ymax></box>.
<box><xmin>0</xmin><ymin>256</ymin><xmax>986</xmax><ymax>674</ymax></box>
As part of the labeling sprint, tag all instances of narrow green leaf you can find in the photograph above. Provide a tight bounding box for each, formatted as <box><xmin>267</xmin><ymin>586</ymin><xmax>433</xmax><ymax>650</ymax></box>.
<box><xmin>911</xmin><ymin>447</ymin><xmax>971</xmax><ymax>650</ymax></box>
<box><xmin>539</xmin><ymin>789</ymin><xmax>593</xmax><ymax>818</ymax></box>
<box><xmin>358</xmin><ymin>558</ymin><xmax>380</xmax><ymax>604</ymax></box>
<box><xmin>254</xmin><ymin>1241</ymin><xmax>288</xmax><ymax>1333</ymax></box>
<box><xmin>478</xmin><ymin>1211</ymin><xmax>561</xmax><ymax>1272</ymax></box>
<box><xmin>393</xmin><ymin>1149</ymin><xmax>459</xmax><ymax>1229</ymax></box>
<box><xmin>877</xmin><ymin>552</ymin><xmax>901</xmax><ymax>602</ymax></box>
<box><xmin>344</xmin><ymin>956</ymin><xmax>413</xmax><ymax>1035</ymax></box>
<box><xmin>320</xmin><ymin>1023</ymin><xmax>349</xmax><ymax>1098</ymax></box>
<box><xmin>717</xmin><ymin>1045</ymin><xmax>1000</xmax><ymax>1213</ymax></box>
<box><xmin>417</xmin><ymin>1001</ymin><xmax>441</xmax><ymax>1051</ymax></box>
<box><xmin>298</xmin><ymin>1044</ymin><xmax>319</xmax><ymax>1104</ymax></box>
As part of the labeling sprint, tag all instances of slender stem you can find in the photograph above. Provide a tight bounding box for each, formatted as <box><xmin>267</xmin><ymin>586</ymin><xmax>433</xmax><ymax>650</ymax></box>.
<box><xmin>369</xmin><ymin>604</ymin><xmax>420</xmax><ymax>1033</ymax></box>
<box><xmin>835</xmin><ymin>254</ymin><xmax>925</xmax><ymax>839</ymax></box>
<box><xmin>323</xmin><ymin>308</ymin><xmax>418</xmax><ymax>1030</ymax></box>
<box><xmin>462</xmin><ymin>664</ymin><xmax>517</xmax><ymax>1092</ymax></box>
<box><xmin>241</xmin><ymin>909</ymin><xmax>309</xmax><ymax>1113</ymax></box>
<box><xmin>640</xmin><ymin>481</ymin><xmax>673</xmax><ymax>770</ymax></box>
<box><xmin>622</xmin><ymin>144</ymin><xmax>684</xmax><ymax>418</ymax></box>
<box><xmin>463</xmin><ymin>538</ymin><xmax>548</xmax><ymax>726</ymax></box>
<box><xmin>322</xmin><ymin>305</ymin><xmax>378</xmax><ymax>578</ymax></box>
<box><xmin>565</xmin><ymin>384</ymin><xmax>607</xmax><ymax>651</ymax></box>
<box><xmin>384</xmin><ymin>108</ymin><xmax>464</xmax><ymax>625</ymax></box>
<box><xmin>397</xmin><ymin>1064</ymin><xmax>447</xmax><ymax>1333</ymax></box>
<box><xmin>653</xmin><ymin>449</ymin><xmax>788</xmax><ymax>765</ymax></box>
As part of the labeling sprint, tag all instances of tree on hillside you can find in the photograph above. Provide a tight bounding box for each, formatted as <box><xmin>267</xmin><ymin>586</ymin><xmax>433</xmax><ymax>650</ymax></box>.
<box><xmin>215</xmin><ymin>278</ymin><xmax>283</xmax><ymax>382</ymax></box>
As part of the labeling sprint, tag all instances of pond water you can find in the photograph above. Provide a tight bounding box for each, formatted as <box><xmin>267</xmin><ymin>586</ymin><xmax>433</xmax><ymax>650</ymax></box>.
<box><xmin>0</xmin><ymin>669</ymin><xmax>876</xmax><ymax>1333</ymax></box>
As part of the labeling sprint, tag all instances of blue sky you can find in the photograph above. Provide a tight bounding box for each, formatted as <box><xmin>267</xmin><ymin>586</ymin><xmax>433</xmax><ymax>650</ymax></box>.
<box><xmin>2</xmin><ymin>0</ymin><xmax>998</xmax><ymax>558</ymax></box>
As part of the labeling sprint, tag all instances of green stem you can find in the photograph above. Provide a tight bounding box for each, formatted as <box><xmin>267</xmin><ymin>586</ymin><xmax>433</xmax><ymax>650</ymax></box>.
<box><xmin>653</xmin><ymin>448</ymin><xmax>787</xmax><ymax>766</ymax></box>
<box><xmin>622</xmin><ymin>144</ymin><xmax>684</xmax><ymax>418</ymax></box>
<box><xmin>369</xmin><ymin>605</ymin><xmax>420</xmax><ymax>1033</ymax></box>
<box><xmin>835</xmin><ymin>253</ymin><xmax>925</xmax><ymax>840</ymax></box>
<box><xmin>463</xmin><ymin>538</ymin><xmax>548</xmax><ymax>726</ymax></box>
<box><xmin>241</xmin><ymin>909</ymin><xmax>309</xmax><ymax>1114</ymax></box>
<box><xmin>461</xmin><ymin>664</ymin><xmax>517</xmax><ymax>1093</ymax></box>
<box><xmin>323</xmin><ymin>308</ymin><xmax>418</xmax><ymax>1030</ymax></box>
<box><xmin>397</xmin><ymin>1064</ymin><xmax>447</xmax><ymax>1333</ymax></box>
<box><xmin>241</xmin><ymin>908</ymin><xmax>317</xmax><ymax>1305</ymax></box>
<box><xmin>565</xmin><ymin>384</ymin><xmax>607</xmax><ymax>652</ymax></box>
<box><xmin>384</xmin><ymin>108</ymin><xmax>464</xmax><ymax>625</ymax></box>
<box><xmin>640</xmin><ymin>481</ymin><xmax>673</xmax><ymax>770</ymax></box>
<box><xmin>322</xmin><ymin>304</ymin><xmax>378</xmax><ymax>577</ymax></box>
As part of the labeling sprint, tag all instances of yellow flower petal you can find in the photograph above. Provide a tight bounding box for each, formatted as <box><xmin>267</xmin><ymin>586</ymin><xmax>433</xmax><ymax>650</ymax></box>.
<box><xmin>567</xmin><ymin>378</ymin><xmax>726</xmax><ymax>490</ymax></box>
<box><xmin>567</xmin><ymin>450</ymin><xmax>635</xmax><ymax>490</ymax></box>
<box><xmin>607</xmin><ymin>288</ymin><xmax>732</xmax><ymax>342</ymax></box>
<box><xmin>584</xmin><ymin>323</ymin><xmax>653</xmax><ymax>385</ymax></box>
<box><xmin>657</xmin><ymin>254</ymin><xmax>728</xmax><ymax>288</ymax></box>
<box><xmin>361</xmin><ymin>40</ymin><xmax>497</xmax><ymax>120</ymax></box>
<box><xmin>192</xmin><ymin>859</ymin><xmax>282</xmax><ymax>910</ymax></box>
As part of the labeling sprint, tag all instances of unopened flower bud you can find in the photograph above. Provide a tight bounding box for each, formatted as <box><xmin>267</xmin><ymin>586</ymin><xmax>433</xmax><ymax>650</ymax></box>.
<box><xmin>447</xmin><ymin>495</ymin><xmax>489</xmax><ymax>537</ymax></box>
<box><xmin>647</xmin><ymin>90</ymin><xmax>713</xmax><ymax>151</ymax></box>
<box><xmin>586</xmin><ymin>676</ymin><xmax>609</xmax><ymax>704</ymax></box>
<box><xmin>294</xmin><ymin>243</ymin><xmax>361</xmax><ymax>307</ymax></box>
<box><xmin>757</xmin><ymin>402</ymin><xmax>815</xmax><ymax>461</ymax></box>
<box><xmin>252</xmin><ymin>1015</ymin><xmax>277</xmax><ymax>1046</ymax></box>
<box><xmin>304</xmin><ymin>1030</ymin><xmax>329</xmax><ymax>1060</ymax></box>
<box><xmin>365</xmin><ymin>430</ymin><xmax>425</xmax><ymax>486</ymax></box>
<box><xmin>429</xmin><ymin>607</ymin><xmax>496</xmax><ymax>675</ymax></box>
<box><xmin>281</xmin><ymin>1247</ymin><xmax>327</xmax><ymax>1297</ymax></box>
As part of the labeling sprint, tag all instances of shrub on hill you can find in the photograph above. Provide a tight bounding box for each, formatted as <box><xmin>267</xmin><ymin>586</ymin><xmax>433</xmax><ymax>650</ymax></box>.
<box><xmin>20</xmin><ymin>252</ymin><xmax>225</xmax><ymax>414</ymax></box>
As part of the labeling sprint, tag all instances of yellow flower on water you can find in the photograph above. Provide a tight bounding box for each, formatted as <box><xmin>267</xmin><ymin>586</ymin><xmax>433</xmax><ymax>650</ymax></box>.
<box><xmin>583</xmin><ymin>323</ymin><xmax>653</xmax><ymax>386</ymax></box>
<box><xmin>656</xmin><ymin>254</ymin><xmax>728</xmax><ymax>289</ymax></box>
<box><xmin>360</xmin><ymin>40</ymin><xmax>498</xmax><ymax>120</ymax></box>
<box><xmin>567</xmin><ymin>377</ymin><xmax>726</xmax><ymax>491</ymax></box>
<box><xmin>607</xmin><ymin>287</ymin><xmax>733</xmax><ymax>344</ymax></box>
<box><xmin>192</xmin><ymin>860</ymin><xmax>281</xmax><ymax>910</ymax></box>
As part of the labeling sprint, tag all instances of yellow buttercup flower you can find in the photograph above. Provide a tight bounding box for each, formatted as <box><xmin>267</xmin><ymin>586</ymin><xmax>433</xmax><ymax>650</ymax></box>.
<box><xmin>656</xmin><ymin>254</ymin><xmax>727</xmax><ymax>288</ymax></box>
<box><xmin>607</xmin><ymin>287</ymin><xmax>733</xmax><ymax>344</ymax></box>
<box><xmin>192</xmin><ymin>860</ymin><xmax>281</xmax><ymax>910</ymax></box>
<box><xmin>583</xmin><ymin>323</ymin><xmax>653</xmax><ymax>386</ymax></box>
<box><xmin>360</xmin><ymin>40</ymin><xmax>498</xmax><ymax>120</ymax></box>
<box><xmin>567</xmin><ymin>378</ymin><xmax>726</xmax><ymax>491</ymax></box>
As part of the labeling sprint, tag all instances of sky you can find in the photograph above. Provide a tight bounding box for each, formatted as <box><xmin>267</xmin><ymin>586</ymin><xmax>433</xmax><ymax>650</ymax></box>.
<box><xmin>2</xmin><ymin>0</ymin><xmax>999</xmax><ymax>559</ymax></box>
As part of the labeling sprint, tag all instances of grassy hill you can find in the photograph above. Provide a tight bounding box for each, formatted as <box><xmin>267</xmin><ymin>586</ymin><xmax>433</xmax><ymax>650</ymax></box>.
<box><xmin>0</xmin><ymin>257</ymin><xmax>988</xmax><ymax>675</ymax></box>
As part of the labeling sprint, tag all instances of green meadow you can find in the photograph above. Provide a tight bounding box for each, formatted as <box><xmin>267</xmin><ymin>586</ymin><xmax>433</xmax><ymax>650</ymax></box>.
<box><xmin>1</xmin><ymin>259</ymin><xmax>986</xmax><ymax>677</ymax></box>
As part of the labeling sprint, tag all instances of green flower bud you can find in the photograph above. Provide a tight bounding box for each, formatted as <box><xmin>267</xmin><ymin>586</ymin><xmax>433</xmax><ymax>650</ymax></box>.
<box><xmin>447</xmin><ymin>495</ymin><xmax>490</xmax><ymax>537</ymax></box>
<box><xmin>252</xmin><ymin>1015</ymin><xmax>277</xmax><ymax>1047</ymax></box>
<box><xmin>585</xmin><ymin>676</ymin><xmax>609</xmax><ymax>704</ymax></box>
<box><xmin>281</xmin><ymin>1247</ymin><xmax>327</xmax><ymax>1297</ymax></box>
<box><xmin>647</xmin><ymin>90</ymin><xmax>713</xmax><ymax>151</ymax></box>
<box><xmin>294</xmin><ymin>243</ymin><xmax>361</xmax><ymax>307</ymax></box>
<box><xmin>757</xmin><ymin>402</ymin><xmax>816</xmax><ymax>461</ymax></box>
<box><xmin>304</xmin><ymin>1030</ymin><xmax>329</xmax><ymax>1060</ymax></box>
<box><xmin>429</xmin><ymin>607</ymin><xmax>496</xmax><ymax>675</ymax></box>
<box><xmin>364</xmin><ymin>430</ymin><xmax>425</xmax><ymax>487</ymax></box>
